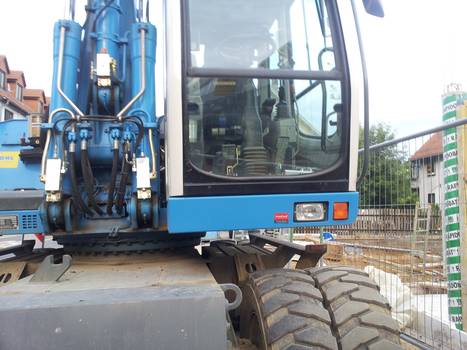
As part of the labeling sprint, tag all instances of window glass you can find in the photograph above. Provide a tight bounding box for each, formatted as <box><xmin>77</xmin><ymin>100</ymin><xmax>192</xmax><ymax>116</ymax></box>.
<box><xmin>426</xmin><ymin>157</ymin><xmax>435</xmax><ymax>176</ymax></box>
<box><xmin>186</xmin><ymin>77</ymin><xmax>343</xmax><ymax>177</ymax></box>
<box><xmin>185</xmin><ymin>0</ymin><xmax>344</xmax><ymax>179</ymax></box>
<box><xmin>4</xmin><ymin>109</ymin><xmax>14</xmax><ymax>121</ymax></box>
<box><xmin>188</xmin><ymin>0</ymin><xmax>334</xmax><ymax>71</ymax></box>
<box><xmin>0</xmin><ymin>70</ymin><xmax>5</xmax><ymax>89</ymax></box>
<box><xmin>16</xmin><ymin>84</ymin><xmax>23</xmax><ymax>101</ymax></box>
<box><xmin>411</xmin><ymin>161</ymin><xmax>419</xmax><ymax>180</ymax></box>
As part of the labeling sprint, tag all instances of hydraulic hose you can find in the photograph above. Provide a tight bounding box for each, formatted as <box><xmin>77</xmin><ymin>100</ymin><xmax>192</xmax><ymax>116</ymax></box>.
<box><xmin>91</xmin><ymin>0</ymin><xmax>116</xmax><ymax>33</ymax></box>
<box><xmin>106</xmin><ymin>146</ymin><xmax>119</xmax><ymax>215</ymax></box>
<box><xmin>58</xmin><ymin>119</ymin><xmax>94</xmax><ymax>216</ymax></box>
<box><xmin>113</xmin><ymin>118</ymin><xmax>144</xmax><ymax>215</ymax></box>
<box><xmin>80</xmin><ymin>146</ymin><xmax>104</xmax><ymax>215</ymax></box>
<box><xmin>115</xmin><ymin>142</ymin><xmax>131</xmax><ymax>215</ymax></box>
<box><xmin>40</xmin><ymin>108</ymin><xmax>75</xmax><ymax>182</ymax></box>
<box><xmin>124</xmin><ymin>117</ymin><xmax>144</xmax><ymax>154</ymax></box>
<box><xmin>69</xmin><ymin>150</ymin><xmax>94</xmax><ymax>216</ymax></box>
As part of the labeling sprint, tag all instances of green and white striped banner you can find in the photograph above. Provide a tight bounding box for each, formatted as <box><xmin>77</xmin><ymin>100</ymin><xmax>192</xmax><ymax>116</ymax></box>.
<box><xmin>442</xmin><ymin>92</ymin><xmax>463</xmax><ymax>329</ymax></box>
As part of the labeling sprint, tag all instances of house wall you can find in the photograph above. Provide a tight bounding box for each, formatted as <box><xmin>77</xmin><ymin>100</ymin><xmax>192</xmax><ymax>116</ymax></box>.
<box><xmin>414</xmin><ymin>157</ymin><xmax>443</xmax><ymax>207</ymax></box>
<box><xmin>0</xmin><ymin>102</ymin><xmax>26</xmax><ymax>121</ymax></box>
<box><xmin>0</xmin><ymin>60</ymin><xmax>7</xmax><ymax>73</ymax></box>
<box><xmin>0</xmin><ymin>58</ymin><xmax>47</xmax><ymax>124</ymax></box>
<box><xmin>23</xmin><ymin>98</ymin><xmax>42</xmax><ymax>113</ymax></box>
<box><xmin>0</xmin><ymin>62</ymin><xmax>7</xmax><ymax>89</ymax></box>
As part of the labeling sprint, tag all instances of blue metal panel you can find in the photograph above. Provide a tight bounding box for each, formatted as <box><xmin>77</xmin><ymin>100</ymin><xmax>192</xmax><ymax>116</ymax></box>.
<box><xmin>128</xmin><ymin>23</ymin><xmax>159</xmax><ymax>195</ymax></box>
<box><xmin>0</xmin><ymin>210</ymin><xmax>44</xmax><ymax>235</ymax></box>
<box><xmin>167</xmin><ymin>192</ymin><xmax>358</xmax><ymax>233</ymax></box>
<box><xmin>95</xmin><ymin>0</ymin><xmax>121</xmax><ymax>58</ymax></box>
<box><xmin>48</xmin><ymin>20</ymin><xmax>82</xmax><ymax>195</ymax></box>
<box><xmin>0</xmin><ymin>119</ymin><xmax>42</xmax><ymax>190</ymax></box>
<box><xmin>50</xmin><ymin>20</ymin><xmax>82</xmax><ymax>116</ymax></box>
<box><xmin>128</xmin><ymin>23</ymin><xmax>157</xmax><ymax>120</ymax></box>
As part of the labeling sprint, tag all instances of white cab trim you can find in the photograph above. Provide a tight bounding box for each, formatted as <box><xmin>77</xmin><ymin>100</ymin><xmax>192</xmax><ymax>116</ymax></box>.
<box><xmin>165</xmin><ymin>0</ymin><xmax>184</xmax><ymax>197</ymax></box>
<box><xmin>336</xmin><ymin>0</ymin><xmax>364</xmax><ymax>191</ymax></box>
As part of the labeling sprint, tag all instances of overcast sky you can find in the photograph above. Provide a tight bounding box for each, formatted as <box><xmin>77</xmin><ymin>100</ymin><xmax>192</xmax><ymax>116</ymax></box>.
<box><xmin>1</xmin><ymin>0</ymin><xmax>466</xmax><ymax>136</ymax></box>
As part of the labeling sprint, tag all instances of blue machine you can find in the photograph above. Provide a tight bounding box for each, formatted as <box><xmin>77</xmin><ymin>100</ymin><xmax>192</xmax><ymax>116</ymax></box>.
<box><xmin>0</xmin><ymin>119</ymin><xmax>42</xmax><ymax>190</ymax></box>
<box><xmin>0</xmin><ymin>119</ymin><xmax>44</xmax><ymax>235</ymax></box>
<box><xmin>0</xmin><ymin>0</ymin><xmax>361</xmax><ymax>247</ymax></box>
<box><xmin>0</xmin><ymin>2</ymin><xmax>403</xmax><ymax>350</ymax></box>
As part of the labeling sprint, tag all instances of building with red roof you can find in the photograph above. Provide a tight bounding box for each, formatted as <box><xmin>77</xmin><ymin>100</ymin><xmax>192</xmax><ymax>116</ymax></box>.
<box><xmin>0</xmin><ymin>55</ymin><xmax>48</xmax><ymax>121</ymax></box>
<box><xmin>410</xmin><ymin>132</ymin><xmax>443</xmax><ymax>206</ymax></box>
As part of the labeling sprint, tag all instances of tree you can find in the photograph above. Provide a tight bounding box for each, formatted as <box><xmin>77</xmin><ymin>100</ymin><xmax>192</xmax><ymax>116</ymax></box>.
<box><xmin>358</xmin><ymin>123</ymin><xmax>417</xmax><ymax>207</ymax></box>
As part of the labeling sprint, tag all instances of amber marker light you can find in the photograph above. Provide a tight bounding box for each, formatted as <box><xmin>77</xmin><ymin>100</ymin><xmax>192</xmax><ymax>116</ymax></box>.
<box><xmin>333</xmin><ymin>202</ymin><xmax>349</xmax><ymax>220</ymax></box>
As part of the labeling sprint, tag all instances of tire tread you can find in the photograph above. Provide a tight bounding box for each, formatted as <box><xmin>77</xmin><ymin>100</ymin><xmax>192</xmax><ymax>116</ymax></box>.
<box><xmin>243</xmin><ymin>268</ymin><xmax>338</xmax><ymax>350</ymax></box>
<box><xmin>307</xmin><ymin>266</ymin><xmax>402</xmax><ymax>350</ymax></box>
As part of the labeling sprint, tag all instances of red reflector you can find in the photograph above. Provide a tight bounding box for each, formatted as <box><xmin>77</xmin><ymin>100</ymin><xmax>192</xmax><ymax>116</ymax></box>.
<box><xmin>274</xmin><ymin>213</ymin><xmax>289</xmax><ymax>223</ymax></box>
<box><xmin>333</xmin><ymin>202</ymin><xmax>349</xmax><ymax>220</ymax></box>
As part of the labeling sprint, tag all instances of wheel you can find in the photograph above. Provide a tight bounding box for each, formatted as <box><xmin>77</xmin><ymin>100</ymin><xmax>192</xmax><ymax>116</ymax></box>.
<box><xmin>239</xmin><ymin>268</ymin><xmax>338</xmax><ymax>350</ymax></box>
<box><xmin>307</xmin><ymin>266</ymin><xmax>402</xmax><ymax>350</ymax></box>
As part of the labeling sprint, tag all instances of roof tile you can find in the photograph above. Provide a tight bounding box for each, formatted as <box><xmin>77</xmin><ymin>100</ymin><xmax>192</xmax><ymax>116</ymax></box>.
<box><xmin>410</xmin><ymin>132</ymin><xmax>442</xmax><ymax>160</ymax></box>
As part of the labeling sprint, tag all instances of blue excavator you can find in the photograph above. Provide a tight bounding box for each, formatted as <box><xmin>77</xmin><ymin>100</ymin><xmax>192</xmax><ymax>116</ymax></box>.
<box><xmin>0</xmin><ymin>1</ymin><xmax>402</xmax><ymax>349</ymax></box>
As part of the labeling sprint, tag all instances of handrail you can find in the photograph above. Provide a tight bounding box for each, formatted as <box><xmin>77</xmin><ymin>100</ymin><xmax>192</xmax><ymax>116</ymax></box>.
<box><xmin>358</xmin><ymin>117</ymin><xmax>467</xmax><ymax>153</ymax></box>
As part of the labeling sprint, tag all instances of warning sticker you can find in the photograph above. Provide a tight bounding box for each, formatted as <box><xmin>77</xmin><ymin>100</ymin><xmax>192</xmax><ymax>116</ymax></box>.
<box><xmin>0</xmin><ymin>152</ymin><xmax>19</xmax><ymax>168</ymax></box>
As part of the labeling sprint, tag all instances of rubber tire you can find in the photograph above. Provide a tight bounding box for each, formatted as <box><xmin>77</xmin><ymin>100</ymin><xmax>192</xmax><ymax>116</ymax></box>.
<box><xmin>307</xmin><ymin>266</ymin><xmax>402</xmax><ymax>350</ymax></box>
<box><xmin>239</xmin><ymin>268</ymin><xmax>338</xmax><ymax>350</ymax></box>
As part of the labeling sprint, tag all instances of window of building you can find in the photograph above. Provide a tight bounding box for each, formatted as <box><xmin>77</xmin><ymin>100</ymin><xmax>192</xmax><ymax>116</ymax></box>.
<box><xmin>16</xmin><ymin>84</ymin><xmax>23</xmax><ymax>101</ymax></box>
<box><xmin>426</xmin><ymin>157</ymin><xmax>436</xmax><ymax>177</ymax></box>
<box><xmin>0</xmin><ymin>70</ymin><xmax>5</xmax><ymax>89</ymax></box>
<box><xmin>411</xmin><ymin>161</ymin><xmax>419</xmax><ymax>180</ymax></box>
<box><xmin>428</xmin><ymin>193</ymin><xmax>435</xmax><ymax>204</ymax></box>
<box><xmin>4</xmin><ymin>109</ymin><xmax>14</xmax><ymax>121</ymax></box>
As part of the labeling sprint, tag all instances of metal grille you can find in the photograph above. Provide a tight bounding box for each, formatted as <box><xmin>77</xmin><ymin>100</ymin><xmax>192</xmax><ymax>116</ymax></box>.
<box><xmin>0</xmin><ymin>215</ymin><xmax>18</xmax><ymax>230</ymax></box>
<box><xmin>21</xmin><ymin>214</ymin><xmax>38</xmax><ymax>230</ymax></box>
<box><xmin>292</xmin><ymin>121</ymin><xmax>467</xmax><ymax>349</ymax></box>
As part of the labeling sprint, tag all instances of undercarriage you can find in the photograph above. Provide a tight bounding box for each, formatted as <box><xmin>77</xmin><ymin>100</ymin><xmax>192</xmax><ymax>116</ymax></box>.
<box><xmin>0</xmin><ymin>235</ymin><xmax>402</xmax><ymax>350</ymax></box>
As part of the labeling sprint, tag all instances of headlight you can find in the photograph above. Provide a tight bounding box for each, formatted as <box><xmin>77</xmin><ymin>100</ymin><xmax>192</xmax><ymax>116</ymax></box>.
<box><xmin>294</xmin><ymin>203</ymin><xmax>325</xmax><ymax>222</ymax></box>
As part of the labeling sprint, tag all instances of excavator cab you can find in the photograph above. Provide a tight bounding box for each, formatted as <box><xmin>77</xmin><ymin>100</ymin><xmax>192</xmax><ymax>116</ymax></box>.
<box><xmin>165</xmin><ymin>0</ymin><xmax>360</xmax><ymax>232</ymax></box>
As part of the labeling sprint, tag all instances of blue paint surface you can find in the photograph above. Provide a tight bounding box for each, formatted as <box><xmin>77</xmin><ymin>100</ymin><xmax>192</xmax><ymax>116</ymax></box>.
<box><xmin>167</xmin><ymin>192</ymin><xmax>358</xmax><ymax>233</ymax></box>
<box><xmin>0</xmin><ymin>119</ymin><xmax>42</xmax><ymax>190</ymax></box>
<box><xmin>0</xmin><ymin>210</ymin><xmax>44</xmax><ymax>235</ymax></box>
<box><xmin>50</xmin><ymin>20</ymin><xmax>82</xmax><ymax>116</ymax></box>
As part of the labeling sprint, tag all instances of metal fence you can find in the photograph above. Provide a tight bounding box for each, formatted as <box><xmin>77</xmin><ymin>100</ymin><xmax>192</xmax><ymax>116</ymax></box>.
<box><xmin>293</xmin><ymin>122</ymin><xmax>467</xmax><ymax>349</ymax></box>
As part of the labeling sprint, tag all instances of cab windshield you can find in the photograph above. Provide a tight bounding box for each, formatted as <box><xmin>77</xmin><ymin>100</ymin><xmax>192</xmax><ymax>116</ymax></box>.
<box><xmin>185</xmin><ymin>0</ymin><xmax>346</xmax><ymax>177</ymax></box>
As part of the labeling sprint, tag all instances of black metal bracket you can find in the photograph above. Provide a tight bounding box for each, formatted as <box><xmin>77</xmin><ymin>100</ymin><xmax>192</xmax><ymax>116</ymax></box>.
<box><xmin>0</xmin><ymin>240</ymin><xmax>35</xmax><ymax>261</ymax></box>
<box><xmin>203</xmin><ymin>234</ymin><xmax>327</xmax><ymax>285</ymax></box>
<box><xmin>249</xmin><ymin>233</ymin><xmax>327</xmax><ymax>269</ymax></box>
